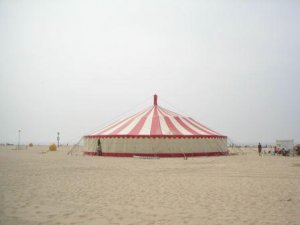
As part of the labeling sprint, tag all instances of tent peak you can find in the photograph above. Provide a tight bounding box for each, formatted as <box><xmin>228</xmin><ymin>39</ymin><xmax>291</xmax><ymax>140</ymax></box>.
<box><xmin>154</xmin><ymin>94</ymin><xmax>158</xmax><ymax>106</ymax></box>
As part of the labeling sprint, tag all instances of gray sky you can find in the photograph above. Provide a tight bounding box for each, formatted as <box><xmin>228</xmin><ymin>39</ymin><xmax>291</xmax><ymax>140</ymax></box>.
<box><xmin>0</xmin><ymin>0</ymin><xmax>299</xmax><ymax>145</ymax></box>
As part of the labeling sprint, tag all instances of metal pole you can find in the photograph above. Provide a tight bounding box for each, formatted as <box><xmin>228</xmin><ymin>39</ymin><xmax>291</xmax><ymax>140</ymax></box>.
<box><xmin>18</xmin><ymin>129</ymin><xmax>21</xmax><ymax>150</ymax></box>
<box><xmin>57</xmin><ymin>132</ymin><xmax>60</xmax><ymax>148</ymax></box>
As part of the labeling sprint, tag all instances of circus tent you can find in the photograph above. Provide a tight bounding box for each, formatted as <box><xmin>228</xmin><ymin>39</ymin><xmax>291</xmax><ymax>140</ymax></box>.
<box><xmin>84</xmin><ymin>95</ymin><xmax>228</xmax><ymax>157</ymax></box>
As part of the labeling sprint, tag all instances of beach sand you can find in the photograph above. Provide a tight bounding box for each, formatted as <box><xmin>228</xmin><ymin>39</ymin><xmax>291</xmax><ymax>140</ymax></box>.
<box><xmin>0</xmin><ymin>146</ymin><xmax>299</xmax><ymax>225</ymax></box>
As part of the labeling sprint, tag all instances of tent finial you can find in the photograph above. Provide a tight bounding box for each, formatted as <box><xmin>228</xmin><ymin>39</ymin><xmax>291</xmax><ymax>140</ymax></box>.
<box><xmin>154</xmin><ymin>94</ymin><xmax>158</xmax><ymax>106</ymax></box>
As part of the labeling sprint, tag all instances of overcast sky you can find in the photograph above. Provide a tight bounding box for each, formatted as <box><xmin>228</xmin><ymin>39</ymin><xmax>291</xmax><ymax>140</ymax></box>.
<box><xmin>0</xmin><ymin>0</ymin><xmax>299</xmax><ymax>145</ymax></box>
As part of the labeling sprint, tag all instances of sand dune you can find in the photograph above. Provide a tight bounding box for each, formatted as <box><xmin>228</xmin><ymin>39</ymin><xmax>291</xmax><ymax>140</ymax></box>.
<box><xmin>0</xmin><ymin>146</ymin><xmax>299</xmax><ymax>225</ymax></box>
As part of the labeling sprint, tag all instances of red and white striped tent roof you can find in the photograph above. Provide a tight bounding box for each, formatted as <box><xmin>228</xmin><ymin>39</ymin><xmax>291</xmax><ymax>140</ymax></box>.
<box><xmin>85</xmin><ymin>95</ymin><xmax>226</xmax><ymax>138</ymax></box>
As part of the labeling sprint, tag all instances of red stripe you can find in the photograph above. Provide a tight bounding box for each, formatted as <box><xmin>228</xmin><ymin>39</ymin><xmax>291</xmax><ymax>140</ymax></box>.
<box><xmin>160</xmin><ymin>107</ymin><xmax>222</xmax><ymax>135</ymax></box>
<box><xmin>83</xmin><ymin>152</ymin><xmax>98</xmax><ymax>156</ymax></box>
<box><xmin>97</xmin><ymin>117</ymin><xmax>129</xmax><ymax>135</ymax></box>
<box><xmin>109</xmin><ymin>114</ymin><xmax>143</xmax><ymax>135</ymax></box>
<box><xmin>189</xmin><ymin>118</ymin><xmax>220</xmax><ymax>135</ymax></box>
<box><xmin>128</xmin><ymin>107</ymin><xmax>154</xmax><ymax>135</ymax></box>
<box><xmin>96</xmin><ymin>107</ymin><xmax>150</xmax><ymax>135</ymax></box>
<box><xmin>160</xmin><ymin>106</ymin><xmax>218</xmax><ymax>135</ymax></box>
<box><xmin>84</xmin><ymin>135</ymin><xmax>227</xmax><ymax>138</ymax></box>
<box><xmin>157</xmin><ymin>107</ymin><xmax>182</xmax><ymax>135</ymax></box>
<box><xmin>163</xmin><ymin>117</ymin><xmax>182</xmax><ymax>135</ymax></box>
<box><xmin>159</xmin><ymin>107</ymin><xmax>175</xmax><ymax>116</ymax></box>
<box><xmin>174</xmin><ymin>117</ymin><xmax>199</xmax><ymax>135</ymax></box>
<box><xmin>150</xmin><ymin>106</ymin><xmax>162</xmax><ymax>135</ymax></box>
<box><xmin>182</xmin><ymin>118</ymin><xmax>215</xmax><ymax>135</ymax></box>
<box><xmin>84</xmin><ymin>151</ymin><xmax>229</xmax><ymax>157</ymax></box>
<box><xmin>108</xmin><ymin>108</ymin><xmax>152</xmax><ymax>135</ymax></box>
<box><xmin>160</xmin><ymin>106</ymin><xmax>183</xmax><ymax>117</ymax></box>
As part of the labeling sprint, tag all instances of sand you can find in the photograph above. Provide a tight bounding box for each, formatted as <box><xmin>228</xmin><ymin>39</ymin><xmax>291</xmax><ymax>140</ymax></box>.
<box><xmin>0</xmin><ymin>146</ymin><xmax>299</xmax><ymax>225</ymax></box>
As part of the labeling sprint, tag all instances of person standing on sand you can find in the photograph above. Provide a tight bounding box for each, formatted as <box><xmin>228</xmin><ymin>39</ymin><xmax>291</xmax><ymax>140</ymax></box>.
<box><xmin>258</xmin><ymin>142</ymin><xmax>262</xmax><ymax>156</ymax></box>
<box><xmin>97</xmin><ymin>139</ymin><xmax>102</xmax><ymax>156</ymax></box>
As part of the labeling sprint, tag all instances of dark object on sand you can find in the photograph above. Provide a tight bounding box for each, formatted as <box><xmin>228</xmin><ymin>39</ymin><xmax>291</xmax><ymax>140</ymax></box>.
<box><xmin>294</xmin><ymin>144</ymin><xmax>300</xmax><ymax>156</ymax></box>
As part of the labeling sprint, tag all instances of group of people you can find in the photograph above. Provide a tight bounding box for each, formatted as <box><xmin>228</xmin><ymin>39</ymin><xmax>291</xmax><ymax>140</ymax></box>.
<box><xmin>258</xmin><ymin>142</ymin><xmax>275</xmax><ymax>156</ymax></box>
<box><xmin>258</xmin><ymin>142</ymin><xmax>290</xmax><ymax>156</ymax></box>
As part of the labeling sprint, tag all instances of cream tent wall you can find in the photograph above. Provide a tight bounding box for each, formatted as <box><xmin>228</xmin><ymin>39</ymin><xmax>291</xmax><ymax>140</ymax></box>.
<box><xmin>84</xmin><ymin>95</ymin><xmax>228</xmax><ymax>157</ymax></box>
<box><xmin>84</xmin><ymin>137</ymin><xmax>227</xmax><ymax>157</ymax></box>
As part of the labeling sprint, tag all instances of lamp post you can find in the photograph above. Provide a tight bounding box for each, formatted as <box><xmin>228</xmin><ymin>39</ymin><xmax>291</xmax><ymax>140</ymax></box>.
<box><xmin>57</xmin><ymin>132</ymin><xmax>60</xmax><ymax>148</ymax></box>
<box><xmin>18</xmin><ymin>129</ymin><xmax>21</xmax><ymax>150</ymax></box>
